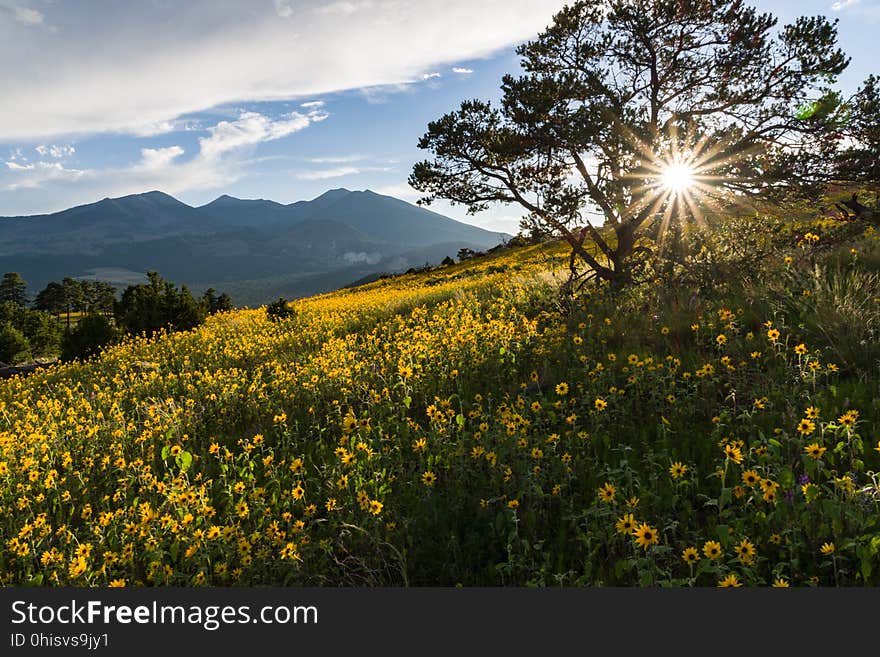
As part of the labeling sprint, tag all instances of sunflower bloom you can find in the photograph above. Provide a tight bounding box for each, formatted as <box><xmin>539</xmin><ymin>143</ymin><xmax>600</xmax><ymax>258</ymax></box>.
<box><xmin>681</xmin><ymin>547</ymin><xmax>700</xmax><ymax>564</ymax></box>
<box><xmin>797</xmin><ymin>419</ymin><xmax>816</xmax><ymax>436</ymax></box>
<box><xmin>718</xmin><ymin>573</ymin><xmax>742</xmax><ymax>588</ymax></box>
<box><xmin>734</xmin><ymin>539</ymin><xmax>756</xmax><ymax>565</ymax></box>
<box><xmin>633</xmin><ymin>523</ymin><xmax>659</xmax><ymax>550</ymax></box>
<box><xmin>724</xmin><ymin>444</ymin><xmax>742</xmax><ymax>464</ymax></box>
<box><xmin>597</xmin><ymin>482</ymin><xmax>616</xmax><ymax>503</ymax></box>
<box><xmin>615</xmin><ymin>514</ymin><xmax>636</xmax><ymax>535</ymax></box>
<box><xmin>741</xmin><ymin>470</ymin><xmax>760</xmax><ymax>486</ymax></box>
<box><xmin>703</xmin><ymin>540</ymin><xmax>723</xmax><ymax>560</ymax></box>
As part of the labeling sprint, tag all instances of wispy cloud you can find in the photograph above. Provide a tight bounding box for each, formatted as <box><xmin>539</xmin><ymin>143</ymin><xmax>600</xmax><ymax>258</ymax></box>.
<box><xmin>452</xmin><ymin>67</ymin><xmax>474</xmax><ymax>74</ymax></box>
<box><xmin>35</xmin><ymin>145</ymin><xmax>75</xmax><ymax>159</ymax></box>
<box><xmin>831</xmin><ymin>0</ymin><xmax>860</xmax><ymax>9</ymax></box>
<box><xmin>315</xmin><ymin>1</ymin><xmax>373</xmax><ymax>16</ymax></box>
<box><xmin>4</xmin><ymin>160</ymin><xmax>86</xmax><ymax>191</ymax></box>
<box><xmin>3</xmin><ymin>111</ymin><xmax>323</xmax><ymax>204</ymax></box>
<box><xmin>136</xmin><ymin>146</ymin><xmax>185</xmax><ymax>171</ymax></box>
<box><xmin>422</xmin><ymin>72</ymin><xmax>441</xmax><ymax>80</ymax></box>
<box><xmin>297</xmin><ymin>161</ymin><xmax>393</xmax><ymax>180</ymax></box>
<box><xmin>7</xmin><ymin>5</ymin><xmax>44</xmax><ymax>26</ymax></box>
<box><xmin>126</xmin><ymin>121</ymin><xmax>178</xmax><ymax>137</ymax></box>
<box><xmin>373</xmin><ymin>183</ymin><xmax>421</xmax><ymax>202</ymax></box>
<box><xmin>0</xmin><ymin>0</ymin><xmax>569</xmax><ymax>140</ymax></box>
<box><xmin>297</xmin><ymin>166</ymin><xmax>361</xmax><ymax>180</ymax></box>
<box><xmin>273</xmin><ymin>0</ymin><xmax>294</xmax><ymax>18</ymax></box>
<box><xmin>199</xmin><ymin>111</ymin><xmax>319</xmax><ymax>159</ymax></box>
<box><xmin>300</xmin><ymin>100</ymin><xmax>325</xmax><ymax>109</ymax></box>
<box><xmin>307</xmin><ymin>154</ymin><xmax>366</xmax><ymax>164</ymax></box>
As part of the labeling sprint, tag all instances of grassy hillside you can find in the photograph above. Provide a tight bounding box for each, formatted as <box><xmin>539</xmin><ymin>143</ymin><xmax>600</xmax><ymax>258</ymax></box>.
<box><xmin>1</xmin><ymin>218</ymin><xmax>879</xmax><ymax>587</ymax></box>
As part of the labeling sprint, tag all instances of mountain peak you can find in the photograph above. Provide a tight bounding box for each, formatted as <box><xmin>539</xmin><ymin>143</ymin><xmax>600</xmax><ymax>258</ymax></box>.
<box><xmin>205</xmin><ymin>194</ymin><xmax>241</xmax><ymax>205</ymax></box>
<box><xmin>140</xmin><ymin>190</ymin><xmax>179</xmax><ymax>200</ymax></box>
<box><xmin>311</xmin><ymin>188</ymin><xmax>351</xmax><ymax>201</ymax></box>
<box><xmin>109</xmin><ymin>190</ymin><xmax>187</xmax><ymax>206</ymax></box>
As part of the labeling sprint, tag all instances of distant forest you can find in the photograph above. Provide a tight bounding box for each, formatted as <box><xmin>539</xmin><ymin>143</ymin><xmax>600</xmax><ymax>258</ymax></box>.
<box><xmin>0</xmin><ymin>270</ymin><xmax>231</xmax><ymax>366</ymax></box>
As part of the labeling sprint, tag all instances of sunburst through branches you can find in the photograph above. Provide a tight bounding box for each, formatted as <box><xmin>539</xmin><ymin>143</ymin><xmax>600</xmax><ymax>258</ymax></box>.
<box><xmin>660</xmin><ymin>163</ymin><xmax>695</xmax><ymax>193</ymax></box>
<box><xmin>615</xmin><ymin>122</ymin><xmax>759</xmax><ymax>257</ymax></box>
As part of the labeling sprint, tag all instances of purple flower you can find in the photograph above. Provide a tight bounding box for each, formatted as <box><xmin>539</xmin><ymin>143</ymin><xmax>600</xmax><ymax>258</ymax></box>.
<box><xmin>798</xmin><ymin>474</ymin><xmax>810</xmax><ymax>485</ymax></box>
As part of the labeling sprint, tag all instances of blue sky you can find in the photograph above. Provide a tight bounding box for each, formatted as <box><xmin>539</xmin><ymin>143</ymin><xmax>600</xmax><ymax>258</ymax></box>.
<box><xmin>0</xmin><ymin>0</ymin><xmax>877</xmax><ymax>233</ymax></box>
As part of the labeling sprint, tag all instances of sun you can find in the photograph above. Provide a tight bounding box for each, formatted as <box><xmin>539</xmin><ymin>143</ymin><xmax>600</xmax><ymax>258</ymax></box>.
<box><xmin>661</xmin><ymin>162</ymin><xmax>696</xmax><ymax>193</ymax></box>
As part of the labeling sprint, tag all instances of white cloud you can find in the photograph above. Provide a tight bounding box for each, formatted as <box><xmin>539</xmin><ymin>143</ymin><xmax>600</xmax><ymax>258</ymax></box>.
<box><xmin>12</xmin><ymin>6</ymin><xmax>43</xmax><ymax>26</ymax></box>
<box><xmin>35</xmin><ymin>144</ymin><xmax>75</xmax><ymax>158</ymax></box>
<box><xmin>831</xmin><ymin>0</ymin><xmax>860</xmax><ymax>9</ymax></box>
<box><xmin>2</xmin><ymin>111</ymin><xmax>321</xmax><ymax>206</ymax></box>
<box><xmin>316</xmin><ymin>1</ymin><xmax>372</xmax><ymax>16</ymax></box>
<box><xmin>343</xmin><ymin>251</ymin><xmax>382</xmax><ymax>265</ymax></box>
<box><xmin>300</xmin><ymin>100</ymin><xmax>325</xmax><ymax>109</ymax></box>
<box><xmin>422</xmin><ymin>72</ymin><xmax>441</xmax><ymax>80</ymax></box>
<box><xmin>137</xmin><ymin>146</ymin><xmax>185</xmax><ymax>170</ymax></box>
<box><xmin>126</xmin><ymin>121</ymin><xmax>179</xmax><ymax>137</ymax></box>
<box><xmin>199</xmin><ymin>111</ymin><xmax>314</xmax><ymax>159</ymax></box>
<box><xmin>452</xmin><ymin>67</ymin><xmax>474</xmax><ymax>74</ymax></box>
<box><xmin>273</xmin><ymin>0</ymin><xmax>294</xmax><ymax>18</ymax></box>
<box><xmin>4</xmin><ymin>160</ymin><xmax>86</xmax><ymax>190</ymax></box>
<box><xmin>358</xmin><ymin>83</ymin><xmax>414</xmax><ymax>105</ymax></box>
<box><xmin>0</xmin><ymin>0</ymin><xmax>569</xmax><ymax>140</ymax></box>
<box><xmin>373</xmin><ymin>182</ymin><xmax>422</xmax><ymax>202</ymax></box>
<box><xmin>297</xmin><ymin>166</ymin><xmax>361</xmax><ymax>180</ymax></box>
<box><xmin>308</xmin><ymin>154</ymin><xmax>365</xmax><ymax>163</ymax></box>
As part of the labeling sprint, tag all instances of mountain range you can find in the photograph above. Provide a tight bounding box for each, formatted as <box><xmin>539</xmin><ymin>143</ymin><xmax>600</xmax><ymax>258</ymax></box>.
<box><xmin>0</xmin><ymin>189</ymin><xmax>508</xmax><ymax>306</ymax></box>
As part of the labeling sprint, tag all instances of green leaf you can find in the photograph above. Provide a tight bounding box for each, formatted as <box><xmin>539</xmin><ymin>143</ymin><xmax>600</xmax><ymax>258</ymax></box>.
<box><xmin>780</xmin><ymin>468</ymin><xmax>795</xmax><ymax>489</ymax></box>
<box><xmin>768</xmin><ymin>438</ymin><xmax>783</xmax><ymax>449</ymax></box>
<box><xmin>160</xmin><ymin>445</ymin><xmax>170</xmax><ymax>460</ymax></box>
<box><xmin>176</xmin><ymin>450</ymin><xmax>193</xmax><ymax>472</ymax></box>
<box><xmin>403</xmin><ymin>396</ymin><xmax>412</xmax><ymax>409</ymax></box>
<box><xmin>795</xmin><ymin>100</ymin><xmax>820</xmax><ymax>120</ymax></box>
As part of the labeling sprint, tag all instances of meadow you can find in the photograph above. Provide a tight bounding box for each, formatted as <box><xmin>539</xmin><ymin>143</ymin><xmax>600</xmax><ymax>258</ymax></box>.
<box><xmin>1</xmin><ymin>212</ymin><xmax>879</xmax><ymax>587</ymax></box>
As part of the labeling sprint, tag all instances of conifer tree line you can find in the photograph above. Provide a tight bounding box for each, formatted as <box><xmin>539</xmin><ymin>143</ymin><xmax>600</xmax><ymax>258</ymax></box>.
<box><xmin>0</xmin><ymin>270</ymin><xmax>232</xmax><ymax>365</ymax></box>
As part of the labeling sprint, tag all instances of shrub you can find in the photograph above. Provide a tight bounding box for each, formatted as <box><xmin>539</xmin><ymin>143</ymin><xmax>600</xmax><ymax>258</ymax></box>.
<box><xmin>266</xmin><ymin>297</ymin><xmax>296</xmax><ymax>322</ymax></box>
<box><xmin>0</xmin><ymin>322</ymin><xmax>30</xmax><ymax>364</ymax></box>
<box><xmin>61</xmin><ymin>315</ymin><xmax>117</xmax><ymax>362</ymax></box>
